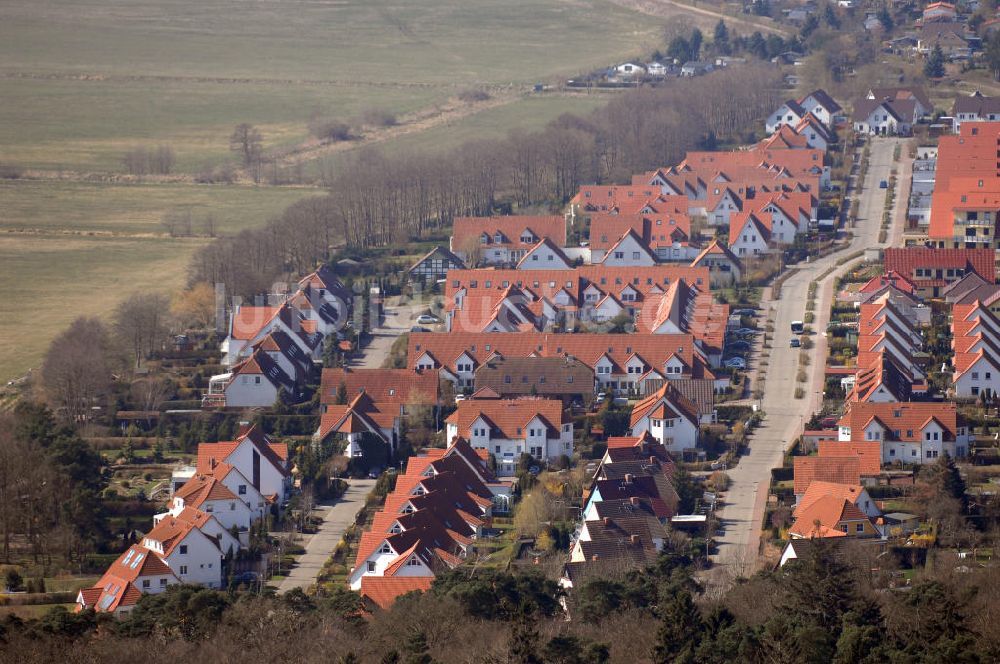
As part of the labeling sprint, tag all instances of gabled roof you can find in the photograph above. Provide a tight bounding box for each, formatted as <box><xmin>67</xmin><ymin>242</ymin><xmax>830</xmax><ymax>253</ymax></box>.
<box><xmin>452</xmin><ymin>215</ymin><xmax>566</xmax><ymax>250</ymax></box>
<box><xmin>196</xmin><ymin>424</ymin><xmax>290</xmax><ymax>477</ymax></box>
<box><xmin>884</xmin><ymin>247</ymin><xmax>995</xmax><ymax>285</ymax></box>
<box><xmin>409</xmin><ymin>245</ymin><xmax>465</xmax><ymax>272</ymax></box>
<box><xmin>446</xmin><ymin>398</ymin><xmax>567</xmax><ymax>440</ymax></box>
<box><xmin>799</xmin><ymin>89</ymin><xmax>842</xmax><ymax>114</ymax></box>
<box><xmin>629</xmin><ymin>382</ymin><xmax>700</xmax><ymax>429</ymax></box>
<box><xmin>320</xmin><ymin>368</ymin><xmax>440</xmax><ymax>407</ymax></box>
<box><xmin>515</xmin><ymin>236</ymin><xmax>574</xmax><ymax>269</ymax></box>
<box><xmin>837</xmin><ymin>402</ymin><xmax>963</xmax><ymax>443</ymax></box>
<box><xmin>691</xmin><ymin>239</ymin><xmax>742</xmax><ymax>268</ymax></box>
<box><xmin>174</xmin><ymin>474</ymin><xmax>239</xmax><ymax>507</ymax></box>
<box><xmin>817</xmin><ymin>441</ymin><xmax>881</xmax><ymax>475</ymax></box>
<box><xmin>360</xmin><ymin>576</ymin><xmax>433</xmax><ymax>610</ymax></box>
<box><xmin>793</xmin><ymin>456</ymin><xmax>862</xmax><ymax>495</ymax></box>
<box><xmin>142</xmin><ymin>516</ymin><xmax>201</xmax><ymax>556</ymax></box>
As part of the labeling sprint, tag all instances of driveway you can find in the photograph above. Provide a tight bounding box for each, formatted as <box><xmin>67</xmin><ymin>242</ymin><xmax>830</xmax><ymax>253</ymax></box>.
<box><xmin>707</xmin><ymin>138</ymin><xmax>908</xmax><ymax>585</ymax></box>
<box><xmin>276</xmin><ymin>478</ymin><xmax>376</xmax><ymax>594</ymax></box>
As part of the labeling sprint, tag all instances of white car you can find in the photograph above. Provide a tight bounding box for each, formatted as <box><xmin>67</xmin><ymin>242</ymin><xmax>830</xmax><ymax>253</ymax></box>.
<box><xmin>416</xmin><ymin>314</ymin><xmax>440</xmax><ymax>325</ymax></box>
<box><xmin>724</xmin><ymin>357</ymin><xmax>746</xmax><ymax>370</ymax></box>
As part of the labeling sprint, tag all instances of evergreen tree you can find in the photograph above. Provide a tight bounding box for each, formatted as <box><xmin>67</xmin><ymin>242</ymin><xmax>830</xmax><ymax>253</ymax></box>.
<box><xmin>877</xmin><ymin>6</ymin><xmax>894</xmax><ymax>32</ymax></box>
<box><xmin>667</xmin><ymin>36</ymin><xmax>692</xmax><ymax>63</ymax></box>
<box><xmin>402</xmin><ymin>630</ymin><xmax>433</xmax><ymax>664</ymax></box>
<box><xmin>924</xmin><ymin>44</ymin><xmax>945</xmax><ymax>78</ymax></box>
<box><xmin>800</xmin><ymin>14</ymin><xmax>820</xmax><ymax>39</ymax></box>
<box><xmin>823</xmin><ymin>4</ymin><xmax>841</xmax><ymax>29</ymax></box>
<box><xmin>690</xmin><ymin>29</ymin><xmax>704</xmax><ymax>60</ymax></box>
<box><xmin>713</xmin><ymin>20</ymin><xmax>730</xmax><ymax>54</ymax></box>
<box><xmin>652</xmin><ymin>589</ymin><xmax>702</xmax><ymax>664</ymax></box>
<box><xmin>510</xmin><ymin>608</ymin><xmax>541</xmax><ymax>664</ymax></box>
<box><xmin>336</xmin><ymin>381</ymin><xmax>348</xmax><ymax>405</ymax></box>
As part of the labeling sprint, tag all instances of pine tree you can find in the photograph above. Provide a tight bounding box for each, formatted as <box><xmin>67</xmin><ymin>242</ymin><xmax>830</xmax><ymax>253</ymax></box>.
<box><xmin>336</xmin><ymin>381</ymin><xmax>348</xmax><ymax>405</ymax></box>
<box><xmin>652</xmin><ymin>589</ymin><xmax>702</xmax><ymax>663</ymax></box>
<box><xmin>713</xmin><ymin>20</ymin><xmax>730</xmax><ymax>55</ymax></box>
<box><xmin>924</xmin><ymin>44</ymin><xmax>945</xmax><ymax>78</ymax></box>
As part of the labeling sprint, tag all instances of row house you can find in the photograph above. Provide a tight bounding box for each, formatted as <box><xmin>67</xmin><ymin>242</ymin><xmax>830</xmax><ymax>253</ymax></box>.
<box><xmin>407</xmin><ymin>331</ymin><xmax>722</xmax><ymax>395</ymax></box>
<box><xmin>315</xmin><ymin>391</ymin><xmax>399</xmax><ymax>458</ymax></box>
<box><xmin>627</xmin><ymin>383</ymin><xmax>702</xmax><ymax>454</ymax></box>
<box><xmin>952</xmin><ymin>301</ymin><xmax>1000</xmax><ymax>398</ymax></box>
<box><xmin>80</xmin><ymin>425</ymin><xmax>289</xmax><ymax>615</ymax></box>
<box><xmin>445</xmin><ymin>397</ymin><xmax>573</xmax><ymax>475</ymax></box>
<box><xmin>765</xmin><ymin>89</ymin><xmax>842</xmax><ymax>134</ymax></box>
<box><xmin>943</xmin><ymin>271</ymin><xmax>1000</xmax><ymax>315</ymax></box>
<box><xmin>350</xmin><ymin>439</ymin><xmax>512</xmax><ymax>608</ymax></box>
<box><xmin>927</xmin><ymin>123</ymin><xmax>1000</xmax><ymax>249</ymax></box>
<box><xmin>835</xmin><ymin>401</ymin><xmax>970</xmax><ymax>464</ymax></box>
<box><xmin>587</xmin><ymin>210</ymin><xmax>696</xmax><ymax>264</ymax></box>
<box><xmin>788</xmin><ymin>481</ymin><xmax>882</xmax><ymax>539</ymax></box>
<box><xmin>449</xmin><ymin>215</ymin><xmax>567</xmax><ymax>267</ymax></box>
<box><xmin>846</xmin><ymin>300</ymin><xmax>927</xmax><ymax>402</ymax></box>
<box><xmin>854</xmin><ymin>270</ymin><xmax>931</xmax><ymax>327</ymax></box>
<box><xmin>760</xmin><ymin>116</ymin><xmax>835</xmax><ymax>152</ymax></box>
<box><xmin>792</xmin><ymin>456</ymin><xmax>861</xmax><ymax>501</ymax></box>
<box><xmin>473</xmin><ymin>356</ymin><xmax>596</xmax><ymax>406</ymax></box>
<box><xmin>883</xmin><ymin>247</ymin><xmax>995</xmax><ymax>297</ymax></box>
<box><xmin>407</xmin><ymin>245</ymin><xmax>466</xmax><ymax>283</ymax></box>
<box><xmin>563</xmin><ymin>436</ymin><xmax>680</xmax><ymax>589</ymax></box>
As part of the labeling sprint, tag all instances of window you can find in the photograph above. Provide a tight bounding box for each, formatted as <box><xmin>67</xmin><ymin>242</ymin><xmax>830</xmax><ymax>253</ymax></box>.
<box><xmin>632</xmin><ymin>251</ymin><xmax>641</xmax><ymax>260</ymax></box>
<box><xmin>406</xmin><ymin>556</ymin><xmax>421</xmax><ymax>567</ymax></box>
<box><xmin>840</xmin><ymin>525</ymin><xmax>848</xmax><ymax>533</ymax></box>
<box><xmin>160</xmin><ymin>578</ymin><xmax>168</xmax><ymax>587</ymax></box>
<box><xmin>180</xmin><ymin>565</ymin><xmax>188</xmax><ymax>575</ymax></box>
<box><xmin>142</xmin><ymin>579</ymin><xmax>151</xmax><ymax>589</ymax></box>
<box><xmin>855</xmin><ymin>523</ymin><xmax>864</xmax><ymax>533</ymax></box>
<box><xmin>367</xmin><ymin>561</ymin><xmax>376</xmax><ymax>572</ymax></box>
<box><xmin>378</xmin><ymin>543</ymin><xmax>392</xmax><ymax>554</ymax></box>
<box><xmin>179</xmin><ymin>545</ymin><xmax>188</xmax><ymax>555</ymax></box>
<box><xmin>238</xmin><ymin>485</ymin><xmax>247</xmax><ymax>495</ymax></box>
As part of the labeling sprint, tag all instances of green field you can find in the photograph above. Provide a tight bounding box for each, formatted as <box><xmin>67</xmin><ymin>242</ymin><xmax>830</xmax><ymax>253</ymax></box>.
<box><xmin>0</xmin><ymin>0</ymin><xmax>666</xmax><ymax>384</ymax></box>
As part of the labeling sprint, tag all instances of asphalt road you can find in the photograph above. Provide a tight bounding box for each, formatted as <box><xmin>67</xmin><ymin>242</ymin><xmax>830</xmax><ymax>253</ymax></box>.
<box><xmin>708</xmin><ymin>138</ymin><xmax>908</xmax><ymax>585</ymax></box>
<box><xmin>275</xmin><ymin>479</ymin><xmax>376</xmax><ymax>594</ymax></box>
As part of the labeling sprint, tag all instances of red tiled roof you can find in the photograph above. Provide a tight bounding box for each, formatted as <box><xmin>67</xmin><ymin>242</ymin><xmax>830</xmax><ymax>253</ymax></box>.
<box><xmin>446</xmin><ymin>398</ymin><xmax>567</xmax><ymax>440</ymax></box>
<box><xmin>452</xmin><ymin>215</ymin><xmax>566</xmax><ymax>252</ymax></box>
<box><xmin>793</xmin><ymin>456</ymin><xmax>861</xmax><ymax>495</ymax></box>
<box><xmin>817</xmin><ymin>441</ymin><xmax>882</xmax><ymax>475</ymax></box>
<box><xmin>837</xmin><ymin>401</ymin><xmax>963</xmax><ymax>444</ymax></box>
<box><xmin>360</xmin><ymin>576</ymin><xmax>433</xmax><ymax>610</ymax></box>
<box><xmin>883</xmin><ymin>247</ymin><xmax>995</xmax><ymax>286</ymax></box>
<box><xmin>320</xmin><ymin>368</ymin><xmax>439</xmax><ymax>406</ymax></box>
<box><xmin>174</xmin><ymin>474</ymin><xmax>239</xmax><ymax>506</ymax></box>
<box><xmin>230</xmin><ymin>306</ymin><xmax>279</xmax><ymax>341</ymax></box>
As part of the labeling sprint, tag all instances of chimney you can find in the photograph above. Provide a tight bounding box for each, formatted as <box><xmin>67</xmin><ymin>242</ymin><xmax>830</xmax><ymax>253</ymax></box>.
<box><xmin>591</xmin><ymin>554</ymin><xmax>600</xmax><ymax>561</ymax></box>
<box><xmin>630</xmin><ymin>497</ymin><xmax>640</xmax><ymax>506</ymax></box>
<box><xmin>649</xmin><ymin>456</ymin><xmax>657</xmax><ymax>465</ymax></box>
<box><xmin>603</xmin><ymin>517</ymin><xmax>611</xmax><ymax>526</ymax></box>
<box><xmin>630</xmin><ymin>535</ymin><xmax>640</xmax><ymax>544</ymax></box>
<box><xmin>624</xmin><ymin>473</ymin><xmax>635</xmax><ymax>484</ymax></box>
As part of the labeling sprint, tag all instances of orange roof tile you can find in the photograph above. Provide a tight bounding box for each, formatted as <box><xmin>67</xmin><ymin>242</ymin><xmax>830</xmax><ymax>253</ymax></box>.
<box><xmin>360</xmin><ymin>576</ymin><xmax>433</xmax><ymax>610</ymax></box>
<box><xmin>793</xmin><ymin>456</ymin><xmax>861</xmax><ymax>495</ymax></box>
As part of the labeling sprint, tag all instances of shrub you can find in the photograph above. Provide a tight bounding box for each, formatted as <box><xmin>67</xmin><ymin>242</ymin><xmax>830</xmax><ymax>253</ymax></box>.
<box><xmin>359</xmin><ymin>108</ymin><xmax>397</xmax><ymax>127</ymax></box>
<box><xmin>796</xmin><ymin>370</ymin><xmax>807</xmax><ymax>382</ymax></box>
<box><xmin>457</xmin><ymin>88</ymin><xmax>490</xmax><ymax>102</ymax></box>
<box><xmin>310</xmin><ymin>119</ymin><xmax>354</xmax><ymax>142</ymax></box>
<box><xmin>794</xmin><ymin>387</ymin><xmax>805</xmax><ymax>399</ymax></box>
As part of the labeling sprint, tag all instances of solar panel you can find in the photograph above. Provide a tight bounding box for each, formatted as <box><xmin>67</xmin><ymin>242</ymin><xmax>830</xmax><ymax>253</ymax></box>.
<box><xmin>122</xmin><ymin>550</ymin><xmax>134</xmax><ymax>565</ymax></box>
<box><xmin>131</xmin><ymin>553</ymin><xmax>144</xmax><ymax>569</ymax></box>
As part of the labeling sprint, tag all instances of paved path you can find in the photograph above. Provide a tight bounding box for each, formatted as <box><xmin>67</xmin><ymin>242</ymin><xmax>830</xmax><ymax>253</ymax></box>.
<box><xmin>706</xmin><ymin>138</ymin><xmax>908</xmax><ymax>589</ymax></box>
<box><xmin>276</xmin><ymin>479</ymin><xmax>376</xmax><ymax>594</ymax></box>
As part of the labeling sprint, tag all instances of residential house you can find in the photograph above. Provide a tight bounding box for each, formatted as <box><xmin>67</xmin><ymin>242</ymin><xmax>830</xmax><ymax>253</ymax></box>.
<box><xmin>205</xmin><ymin>347</ymin><xmax>300</xmax><ymax>408</ymax></box>
<box><xmin>917</xmin><ymin>21</ymin><xmax>975</xmax><ymax>60</ymax></box>
<box><xmin>793</xmin><ymin>456</ymin><xmax>862</xmax><ymax>499</ymax></box>
<box><xmin>140</xmin><ymin>515</ymin><xmax>225</xmax><ymax>588</ymax></box>
<box><xmin>167</xmin><ymin>473</ymin><xmax>257</xmax><ymax>532</ymax></box>
<box><xmin>408</xmin><ymin>331</ymin><xmax>721</xmax><ymax>395</ymax></box>
<box><xmin>767</xmin><ymin>89</ymin><xmax>841</xmax><ymax>134</ymax></box>
<box><xmin>450</xmin><ymin>216</ymin><xmax>567</xmax><ymax>266</ymax></box>
<box><xmin>836</xmin><ymin>401</ymin><xmax>970</xmax><ymax>464</ymax></box>
<box><xmin>628</xmin><ymin>383</ymin><xmax>701</xmax><ymax>454</ymax></box>
<box><xmin>952</xmin><ymin>301</ymin><xmax>1000</xmax><ymax>398</ymax></box>
<box><xmin>445</xmin><ymin>398</ymin><xmax>573</xmax><ymax>474</ymax></box>
<box><xmin>690</xmin><ymin>240</ymin><xmax>743</xmax><ymax>286</ymax></box>
<box><xmin>680</xmin><ymin>61</ymin><xmax>713</xmax><ymax>77</ymax></box>
<box><xmin>943</xmin><ymin>271</ymin><xmax>1000</xmax><ymax>313</ymax></box>
<box><xmin>196</xmin><ymin>424</ymin><xmax>291</xmax><ymax>503</ymax></box>
<box><xmin>153</xmin><ymin>506</ymin><xmax>242</xmax><ymax>556</ymax></box>
<box><xmin>349</xmin><ymin>439</ymin><xmax>511</xmax><ymax>600</ymax></box>
<box><xmin>473</xmin><ymin>356</ymin><xmax>596</xmax><ymax>406</ymax></box>
<box><xmin>951</xmin><ymin>91</ymin><xmax>1000</xmax><ymax>132</ymax></box>
<box><xmin>516</xmin><ymin>237</ymin><xmax>574</xmax><ymax>270</ymax></box>
<box><xmin>316</xmin><ymin>391</ymin><xmax>399</xmax><ymax>458</ymax></box>
<box><xmin>320</xmin><ymin>367</ymin><xmax>440</xmax><ymax>416</ymax></box>
<box><xmin>612</xmin><ymin>62</ymin><xmax>646</xmax><ymax>79</ymax></box>
<box><xmin>883</xmin><ymin>247</ymin><xmax>995</xmax><ymax>296</ymax></box>
<box><xmin>923</xmin><ymin>1</ymin><xmax>957</xmax><ymax>22</ymax></box>
<box><xmin>76</xmin><ymin>544</ymin><xmax>179</xmax><ymax>615</ymax></box>
<box><xmin>408</xmin><ymin>246</ymin><xmax>466</xmax><ymax>283</ymax></box>
<box><xmin>788</xmin><ymin>481</ymin><xmax>882</xmax><ymax>539</ymax></box>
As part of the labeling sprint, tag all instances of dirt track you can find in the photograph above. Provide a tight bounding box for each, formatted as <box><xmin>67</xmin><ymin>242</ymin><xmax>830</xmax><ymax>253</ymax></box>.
<box><xmin>608</xmin><ymin>0</ymin><xmax>789</xmax><ymax>36</ymax></box>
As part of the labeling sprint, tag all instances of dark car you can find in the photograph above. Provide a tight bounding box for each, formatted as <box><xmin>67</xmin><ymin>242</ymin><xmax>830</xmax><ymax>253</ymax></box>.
<box><xmin>728</xmin><ymin>340</ymin><xmax>751</xmax><ymax>352</ymax></box>
<box><xmin>232</xmin><ymin>572</ymin><xmax>259</xmax><ymax>584</ymax></box>
<box><xmin>368</xmin><ymin>467</ymin><xmax>383</xmax><ymax>479</ymax></box>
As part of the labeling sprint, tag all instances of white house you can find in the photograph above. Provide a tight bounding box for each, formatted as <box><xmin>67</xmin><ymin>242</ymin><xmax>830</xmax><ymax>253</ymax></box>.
<box><xmin>141</xmin><ymin>516</ymin><xmax>225</xmax><ymax>588</ymax></box>
<box><xmin>169</xmin><ymin>474</ymin><xmax>257</xmax><ymax>532</ymax></box>
<box><xmin>75</xmin><ymin>544</ymin><xmax>180</xmax><ymax>615</ymax></box>
<box><xmin>196</xmin><ymin>425</ymin><xmax>291</xmax><ymax>503</ymax></box>
<box><xmin>516</xmin><ymin>237</ymin><xmax>573</xmax><ymax>270</ymax></box>
<box><xmin>766</xmin><ymin>99</ymin><xmax>807</xmax><ymax>134</ymax></box>
<box><xmin>598</xmin><ymin>229</ymin><xmax>658</xmax><ymax>266</ymax></box>
<box><xmin>729</xmin><ymin>214</ymin><xmax>772</xmax><ymax>257</ymax></box>
<box><xmin>445</xmin><ymin>398</ymin><xmax>573</xmax><ymax>475</ymax></box>
<box><xmin>837</xmin><ymin>402</ymin><xmax>970</xmax><ymax>464</ymax></box>
<box><xmin>154</xmin><ymin>506</ymin><xmax>242</xmax><ymax>556</ymax></box>
<box><xmin>628</xmin><ymin>383</ymin><xmax>701</xmax><ymax>454</ymax></box>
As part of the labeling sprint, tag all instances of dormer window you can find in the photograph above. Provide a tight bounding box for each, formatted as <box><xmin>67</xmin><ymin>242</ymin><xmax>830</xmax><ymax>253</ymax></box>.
<box><xmin>520</xmin><ymin>232</ymin><xmax>534</xmax><ymax>244</ymax></box>
<box><xmin>494</xmin><ymin>233</ymin><xmax>503</xmax><ymax>243</ymax></box>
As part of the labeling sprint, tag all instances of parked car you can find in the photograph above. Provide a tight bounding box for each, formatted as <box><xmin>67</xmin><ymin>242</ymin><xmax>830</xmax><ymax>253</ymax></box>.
<box><xmin>728</xmin><ymin>340</ymin><xmax>751</xmax><ymax>352</ymax></box>
<box><xmin>732</xmin><ymin>308</ymin><xmax>757</xmax><ymax>317</ymax></box>
<box><xmin>724</xmin><ymin>357</ymin><xmax>747</xmax><ymax>370</ymax></box>
<box><xmin>879</xmin><ymin>180</ymin><xmax>888</xmax><ymax>189</ymax></box>
<box><xmin>416</xmin><ymin>314</ymin><xmax>440</xmax><ymax>324</ymax></box>
<box><xmin>595</xmin><ymin>392</ymin><xmax>607</xmax><ymax>405</ymax></box>
<box><xmin>232</xmin><ymin>572</ymin><xmax>259</xmax><ymax>584</ymax></box>
<box><xmin>790</xmin><ymin>338</ymin><xmax>801</xmax><ymax>348</ymax></box>
<box><xmin>410</xmin><ymin>325</ymin><xmax>430</xmax><ymax>333</ymax></box>
<box><xmin>367</xmin><ymin>467</ymin><xmax>383</xmax><ymax>479</ymax></box>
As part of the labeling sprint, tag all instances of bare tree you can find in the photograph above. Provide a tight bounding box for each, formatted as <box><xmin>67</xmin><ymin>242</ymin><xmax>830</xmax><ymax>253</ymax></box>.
<box><xmin>114</xmin><ymin>292</ymin><xmax>171</xmax><ymax>368</ymax></box>
<box><xmin>230</xmin><ymin>123</ymin><xmax>263</xmax><ymax>171</ymax></box>
<box><xmin>40</xmin><ymin>317</ymin><xmax>115</xmax><ymax>421</ymax></box>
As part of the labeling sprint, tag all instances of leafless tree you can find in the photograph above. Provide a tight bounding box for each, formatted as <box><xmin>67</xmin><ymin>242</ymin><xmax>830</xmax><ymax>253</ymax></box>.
<box><xmin>230</xmin><ymin>123</ymin><xmax>263</xmax><ymax>178</ymax></box>
<box><xmin>114</xmin><ymin>292</ymin><xmax>171</xmax><ymax>369</ymax></box>
<box><xmin>40</xmin><ymin>317</ymin><xmax>115</xmax><ymax>421</ymax></box>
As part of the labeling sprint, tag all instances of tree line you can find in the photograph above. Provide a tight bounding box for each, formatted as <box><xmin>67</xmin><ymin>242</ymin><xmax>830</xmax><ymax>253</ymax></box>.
<box><xmin>189</xmin><ymin>64</ymin><xmax>782</xmax><ymax>297</ymax></box>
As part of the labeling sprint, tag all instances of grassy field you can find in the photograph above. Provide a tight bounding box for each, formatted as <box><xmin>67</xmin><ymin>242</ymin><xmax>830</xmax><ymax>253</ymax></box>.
<box><xmin>0</xmin><ymin>0</ymin><xmax>660</xmax><ymax>173</ymax></box>
<box><xmin>0</xmin><ymin>0</ymin><xmax>663</xmax><ymax>384</ymax></box>
<box><xmin>0</xmin><ymin>180</ymin><xmax>324</xmax><ymax>236</ymax></box>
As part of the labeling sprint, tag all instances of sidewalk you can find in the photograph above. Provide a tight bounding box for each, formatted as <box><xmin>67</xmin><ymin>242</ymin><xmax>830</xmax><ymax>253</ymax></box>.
<box><xmin>275</xmin><ymin>479</ymin><xmax>376</xmax><ymax>594</ymax></box>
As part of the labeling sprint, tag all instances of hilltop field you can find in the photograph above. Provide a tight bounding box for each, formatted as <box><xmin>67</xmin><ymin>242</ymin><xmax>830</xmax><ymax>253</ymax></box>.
<box><xmin>0</xmin><ymin>0</ymin><xmax>692</xmax><ymax>383</ymax></box>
